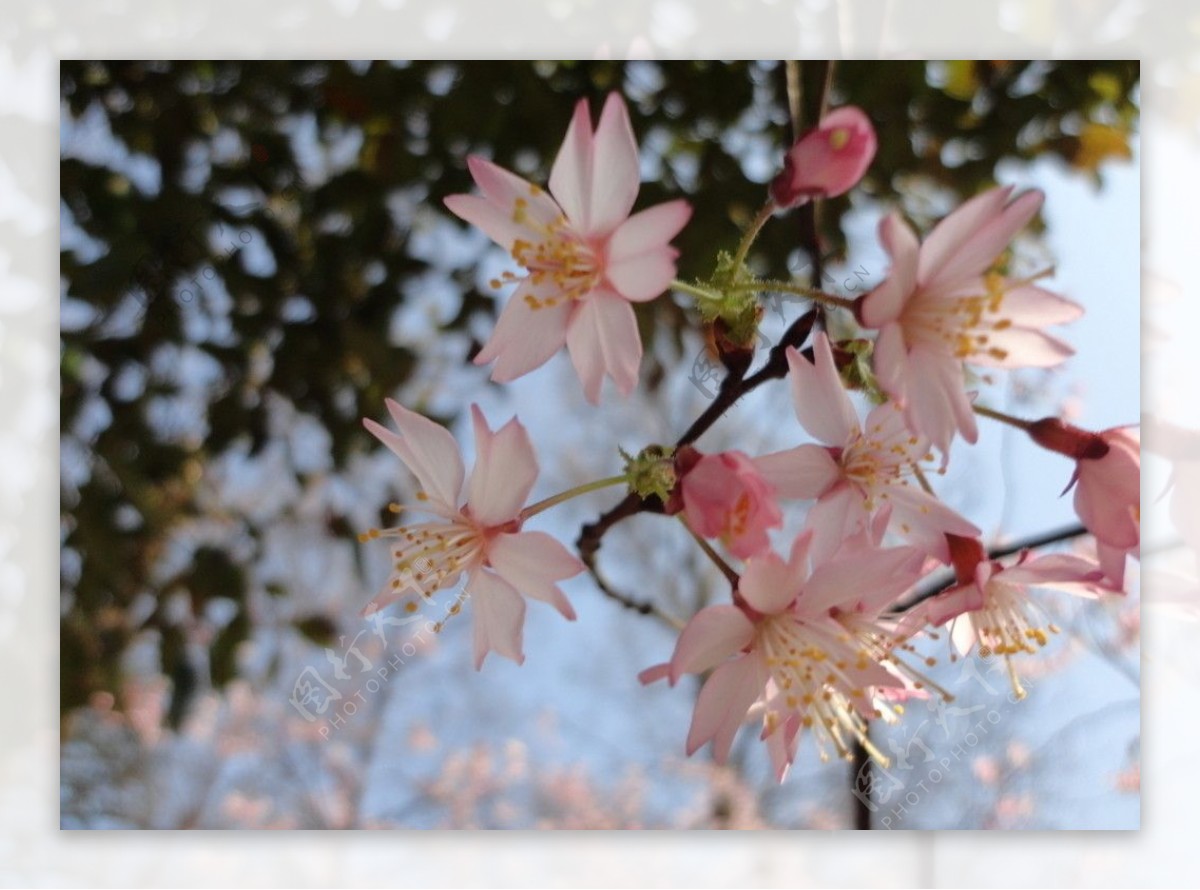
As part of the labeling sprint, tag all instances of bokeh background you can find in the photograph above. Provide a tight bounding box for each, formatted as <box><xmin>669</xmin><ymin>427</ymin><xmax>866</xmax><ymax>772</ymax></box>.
<box><xmin>57</xmin><ymin>60</ymin><xmax>1141</xmax><ymax>830</ymax></box>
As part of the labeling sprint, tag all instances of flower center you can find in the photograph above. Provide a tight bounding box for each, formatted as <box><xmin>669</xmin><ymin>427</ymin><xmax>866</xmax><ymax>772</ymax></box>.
<box><xmin>828</xmin><ymin>127</ymin><xmax>851</xmax><ymax>151</ymax></box>
<box><xmin>753</xmin><ymin>614</ymin><xmax>921</xmax><ymax>767</ymax></box>
<box><xmin>838</xmin><ymin>411</ymin><xmax>934</xmax><ymax>510</ymax></box>
<box><xmin>902</xmin><ymin>271</ymin><xmax>1016</xmax><ymax>362</ymax></box>
<box><xmin>367</xmin><ymin>519</ymin><xmax>485</xmax><ymax>601</ymax></box>
<box><xmin>488</xmin><ymin>196</ymin><xmax>602</xmax><ymax>310</ymax></box>
<box><xmin>968</xmin><ymin>580</ymin><xmax>1060</xmax><ymax>699</ymax></box>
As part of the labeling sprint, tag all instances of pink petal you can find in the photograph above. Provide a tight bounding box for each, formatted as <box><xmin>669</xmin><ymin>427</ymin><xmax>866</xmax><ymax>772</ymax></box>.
<box><xmin>765</xmin><ymin>714</ymin><xmax>802</xmax><ymax>781</ymax></box>
<box><xmin>1000</xmin><ymin>284</ymin><xmax>1084</xmax><ymax>326</ymax></box>
<box><xmin>467</xmin><ymin>406</ymin><xmax>538</xmax><ymax>526</ymax></box>
<box><xmin>969</xmin><ymin>326</ymin><xmax>1075</xmax><ymax>369</ymax></box>
<box><xmin>802</xmin><ymin>545</ymin><xmax>924</xmax><ymax>614</ymax></box>
<box><xmin>487</xmin><ymin>530</ymin><xmax>583</xmax><ymax>620</ymax></box>
<box><xmin>565</xmin><ymin>290</ymin><xmax>642</xmax><ymax>403</ymax></box>
<box><xmin>605</xmin><ymin>200</ymin><xmax>692</xmax><ymax>301</ymax></box>
<box><xmin>739</xmin><ymin>551</ymin><xmax>803</xmax><ymax>615</ymax></box>
<box><xmin>587</xmin><ymin>93</ymin><xmax>641</xmax><ymax>236</ymax></box>
<box><xmin>1000</xmin><ymin>552</ymin><xmax>1106</xmax><ymax>587</ymax></box>
<box><xmin>1096</xmin><ymin>542</ymin><xmax>1129</xmax><ymax>588</ymax></box>
<box><xmin>872</xmin><ymin>322</ymin><xmax>909</xmax><ymax>402</ymax></box>
<box><xmin>860</xmin><ymin>214</ymin><xmax>919</xmax><ymax>327</ymax></box>
<box><xmin>548</xmin><ymin>99</ymin><xmax>594</xmax><ymax>231</ymax></box>
<box><xmin>754</xmin><ymin>444</ymin><xmax>840</xmax><ymax>499</ymax></box>
<box><xmin>363</xmin><ymin>399</ymin><xmax>465</xmax><ymax>513</ymax></box>
<box><xmin>916</xmin><ymin>186</ymin><xmax>1013</xmax><ymax>288</ymax></box>
<box><xmin>443</xmin><ymin>193</ymin><xmax>527</xmax><ymax>251</ymax></box>
<box><xmin>468</xmin><ymin>568</ymin><xmax>527</xmax><ymax>669</ymax></box>
<box><xmin>903</xmin><ymin>348</ymin><xmax>977</xmax><ymax>452</ymax></box>
<box><xmin>920</xmin><ymin>582</ymin><xmax>986</xmax><ymax>629</ymax></box>
<box><xmin>805</xmin><ymin>484</ymin><xmax>871</xmax><ymax>567</ymax></box>
<box><xmin>883</xmin><ymin>484</ymin><xmax>980</xmax><ymax>562</ymax></box>
<box><xmin>473</xmin><ymin>280</ymin><xmax>573</xmax><ymax>382</ymax></box>
<box><xmin>786</xmin><ymin>339</ymin><xmax>858</xmax><ymax>446</ymax></box>
<box><xmin>686</xmin><ymin>655</ymin><xmax>763</xmax><ymax>762</ymax></box>
<box><xmin>638</xmin><ymin>662</ymin><xmax>670</xmax><ymax>685</ymax></box>
<box><xmin>464</xmin><ymin>155</ymin><xmax>562</xmax><ymax>229</ymax></box>
<box><xmin>668</xmin><ymin>604</ymin><xmax>756</xmax><ymax>683</ymax></box>
<box><xmin>923</xmin><ymin>189</ymin><xmax>1043</xmax><ymax>292</ymax></box>
<box><xmin>860</xmin><ymin>400</ymin><xmax>928</xmax><ymax>463</ymax></box>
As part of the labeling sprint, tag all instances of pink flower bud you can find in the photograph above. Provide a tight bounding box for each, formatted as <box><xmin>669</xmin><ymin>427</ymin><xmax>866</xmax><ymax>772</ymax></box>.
<box><xmin>769</xmin><ymin>106</ymin><xmax>877</xmax><ymax>208</ymax></box>
<box><xmin>681</xmin><ymin>450</ymin><xmax>782</xmax><ymax>560</ymax></box>
<box><xmin>1027</xmin><ymin>417</ymin><xmax>1109</xmax><ymax>460</ymax></box>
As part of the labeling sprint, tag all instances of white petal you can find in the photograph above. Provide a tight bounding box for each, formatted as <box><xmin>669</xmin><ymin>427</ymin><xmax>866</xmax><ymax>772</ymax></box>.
<box><xmin>565</xmin><ymin>290</ymin><xmax>642</xmax><ymax>404</ymax></box>
<box><xmin>587</xmin><ymin>93</ymin><xmax>641</xmax><ymax>236</ymax></box>
<box><xmin>467</xmin><ymin>406</ymin><xmax>538</xmax><ymax>526</ymax></box>
<box><xmin>487</xmin><ymin>530</ymin><xmax>583</xmax><ymax>620</ymax></box>
<box><xmin>364</xmin><ymin>399</ymin><xmax>465</xmax><ymax>512</ymax></box>
<box><xmin>468</xmin><ymin>569</ymin><xmax>526</xmax><ymax>669</ymax></box>
<box><xmin>668</xmin><ymin>605</ymin><xmax>755</xmax><ymax>683</ymax></box>
<box><xmin>786</xmin><ymin>338</ymin><xmax>858</xmax><ymax>446</ymax></box>
<box><xmin>754</xmin><ymin>445</ymin><xmax>840</xmax><ymax>499</ymax></box>
<box><xmin>473</xmin><ymin>280</ymin><xmax>573</xmax><ymax>382</ymax></box>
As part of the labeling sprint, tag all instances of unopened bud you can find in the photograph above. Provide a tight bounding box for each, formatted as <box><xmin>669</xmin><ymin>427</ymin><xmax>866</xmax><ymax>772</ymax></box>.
<box><xmin>769</xmin><ymin>106</ymin><xmax>877</xmax><ymax>209</ymax></box>
<box><xmin>1027</xmin><ymin>417</ymin><xmax>1110</xmax><ymax>461</ymax></box>
<box><xmin>946</xmin><ymin>533</ymin><xmax>986</xmax><ymax>586</ymax></box>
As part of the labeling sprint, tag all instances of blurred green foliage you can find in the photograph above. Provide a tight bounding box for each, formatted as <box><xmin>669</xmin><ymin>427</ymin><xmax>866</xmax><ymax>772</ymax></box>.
<box><xmin>59</xmin><ymin>60</ymin><xmax>1138</xmax><ymax>722</ymax></box>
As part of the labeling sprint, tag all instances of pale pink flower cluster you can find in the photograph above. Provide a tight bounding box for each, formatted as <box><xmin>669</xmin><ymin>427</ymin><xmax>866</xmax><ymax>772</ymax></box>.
<box><xmin>355</xmin><ymin>92</ymin><xmax>1136</xmax><ymax>781</ymax></box>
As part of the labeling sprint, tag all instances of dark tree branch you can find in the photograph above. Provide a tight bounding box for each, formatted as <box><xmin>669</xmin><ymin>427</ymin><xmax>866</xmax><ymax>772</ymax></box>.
<box><xmin>850</xmin><ymin>737</ymin><xmax>872</xmax><ymax>830</ymax></box>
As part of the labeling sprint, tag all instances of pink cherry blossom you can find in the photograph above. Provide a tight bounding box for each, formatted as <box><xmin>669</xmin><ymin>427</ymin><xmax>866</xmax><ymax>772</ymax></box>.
<box><xmin>680</xmin><ymin>449</ymin><xmax>783</xmax><ymax>559</ymax></box>
<box><xmin>754</xmin><ymin>334</ymin><xmax>979</xmax><ymax>564</ymax></box>
<box><xmin>769</xmin><ymin>106</ymin><xmax>877</xmax><ymax>208</ymax></box>
<box><xmin>641</xmin><ymin>533</ymin><xmax>929</xmax><ymax>780</ymax></box>
<box><xmin>902</xmin><ymin>535</ymin><xmax>1119</xmax><ymax>696</ymax></box>
<box><xmin>362</xmin><ymin>399</ymin><xmax>583</xmax><ymax>668</ymax></box>
<box><xmin>1074</xmin><ymin>426</ymin><xmax>1140</xmax><ymax>585</ymax></box>
<box><xmin>444</xmin><ymin>93</ymin><xmax>692</xmax><ymax>403</ymax></box>
<box><xmin>858</xmin><ymin>186</ymin><xmax>1083</xmax><ymax>453</ymax></box>
<box><xmin>1026</xmin><ymin>420</ymin><xmax>1141</xmax><ymax>586</ymax></box>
